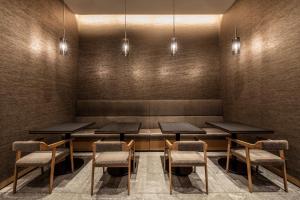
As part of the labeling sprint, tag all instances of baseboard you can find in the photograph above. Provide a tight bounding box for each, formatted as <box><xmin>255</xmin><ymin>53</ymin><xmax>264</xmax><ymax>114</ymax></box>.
<box><xmin>0</xmin><ymin>166</ymin><xmax>36</xmax><ymax>190</ymax></box>
<box><xmin>265</xmin><ymin>166</ymin><xmax>300</xmax><ymax>188</ymax></box>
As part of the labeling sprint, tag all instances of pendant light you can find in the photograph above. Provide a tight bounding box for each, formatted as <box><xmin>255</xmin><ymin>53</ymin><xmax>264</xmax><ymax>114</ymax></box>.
<box><xmin>232</xmin><ymin>27</ymin><xmax>240</xmax><ymax>55</ymax></box>
<box><xmin>170</xmin><ymin>0</ymin><xmax>178</xmax><ymax>56</ymax></box>
<box><xmin>122</xmin><ymin>0</ymin><xmax>129</xmax><ymax>56</ymax></box>
<box><xmin>59</xmin><ymin>0</ymin><xmax>68</xmax><ymax>56</ymax></box>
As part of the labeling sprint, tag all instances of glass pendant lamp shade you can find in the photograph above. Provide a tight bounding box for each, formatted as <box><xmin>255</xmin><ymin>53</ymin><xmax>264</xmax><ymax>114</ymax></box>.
<box><xmin>232</xmin><ymin>27</ymin><xmax>240</xmax><ymax>55</ymax></box>
<box><xmin>122</xmin><ymin>38</ymin><xmax>129</xmax><ymax>56</ymax></box>
<box><xmin>170</xmin><ymin>37</ymin><xmax>178</xmax><ymax>56</ymax></box>
<box><xmin>59</xmin><ymin>37</ymin><xmax>68</xmax><ymax>55</ymax></box>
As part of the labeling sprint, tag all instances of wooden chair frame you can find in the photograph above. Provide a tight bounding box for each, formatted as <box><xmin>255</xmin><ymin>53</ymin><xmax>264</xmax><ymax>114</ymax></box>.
<box><xmin>13</xmin><ymin>139</ymin><xmax>74</xmax><ymax>194</ymax></box>
<box><xmin>226</xmin><ymin>137</ymin><xmax>288</xmax><ymax>192</ymax></box>
<box><xmin>91</xmin><ymin>140</ymin><xmax>135</xmax><ymax>196</ymax></box>
<box><xmin>165</xmin><ymin>139</ymin><xmax>208</xmax><ymax>194</ymax></box>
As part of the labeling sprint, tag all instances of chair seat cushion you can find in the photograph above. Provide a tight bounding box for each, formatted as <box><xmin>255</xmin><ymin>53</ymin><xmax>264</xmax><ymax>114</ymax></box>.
<box><xmin>231</xmin><ymin>149</ymin><xmax>284</xmax><ymax>165</ymax></box>
<box><xmin>95</xmin><ymin>152</ymin><xmax>129</xmax><ymax>166</ymax></box>
<box><xmin>16</xmin><ymin>149</ymin><xmax>69</xmax><ymax>166</ymax></box>
<box><xmin>171</xmin><ymin>151</ymin><xmax>205</xmax><ymax>166</ymax></box>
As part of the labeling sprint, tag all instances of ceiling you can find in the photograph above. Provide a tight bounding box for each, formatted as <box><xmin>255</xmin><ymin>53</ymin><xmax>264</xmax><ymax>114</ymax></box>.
<box><xmin>64</xmin><ymin>0</ymin><xmax>236</xmax><ymax>15</ymax></box>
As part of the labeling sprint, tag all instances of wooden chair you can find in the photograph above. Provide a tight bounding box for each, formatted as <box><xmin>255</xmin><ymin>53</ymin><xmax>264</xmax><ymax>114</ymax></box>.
<box><xmin>91</xmin><ymin>140</ymin><xmax>135</xmax><ymax>196</ymax></box>
<box><xmin>12</xmin><ymin>139</ymin><xmax>74</xmax><ymax>194</ymax></box>
<box><xmin>226</xmin><ymin>138</ymin><xmax>288</xmax><ymax>192</ymax></box>
<box><xmin>165</xmin><ymin>140</ymin><xmax>208</xmax><ymax>194</ymax></box>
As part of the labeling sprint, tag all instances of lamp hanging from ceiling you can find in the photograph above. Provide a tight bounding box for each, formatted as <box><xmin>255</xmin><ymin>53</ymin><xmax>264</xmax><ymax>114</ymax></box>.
<box><xmin>122</xmin><ymin>0</ymin><xmax>129</xmax><ymax>56</ymax></box>
<box><xmin>232</xmin><ymin>27</ymin><xmax>240</xmax><ymax>55</ymax></box>
<box><xmin>170</xmin><ymin>0</ymin><xmax>178</xmax><ymax>56</ymax></box>
<box><xmin>59</xmin><ymin>0</ymin><xmax>68</xmax><ymax>56</ymax></box>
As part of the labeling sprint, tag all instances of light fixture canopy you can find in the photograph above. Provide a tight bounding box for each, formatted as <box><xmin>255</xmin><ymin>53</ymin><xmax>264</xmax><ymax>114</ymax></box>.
<box><xmin>232</xmin><ymin>27</ymin><xmax>240</xmax><ymax>55</ymax></box>
<box><xmin>122</xmin><ymin>0</ymin><xmax>129</xmax><ymax>56</ymax></box>
<box><xmin>59</xmin><ymin>0</ymin><xmax>68</xmax><ymax>56</ymax></box>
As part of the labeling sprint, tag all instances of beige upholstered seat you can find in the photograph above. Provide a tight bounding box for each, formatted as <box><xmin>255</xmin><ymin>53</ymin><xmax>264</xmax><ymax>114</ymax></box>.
<box><xmin>12</xmin><ymin>140</ymin><xmax>74</xmax><ymax>194</ymax></box>
<box><xmin>16</xmin><ymin>149</ymin><xmax>69</xmax><ymax>167</ymax></box>
<box><xmin>231</xmin><ymin>149</ymin><xmax>283</xmax><ymax>165</ymax></box>
<box><xmin>165</xmin><ymin>140</ymin><xmax>208</xmax><ymax>194</ymax></box>
<box><xmin>95</xmin><ymin>152</ymin><xmax>129</xmax><ymax>166</ymax></box>
<box><xmin>171</xmin><ymin>151</ymin><xmax>205</xmax><ymax>166</ymax></box>
<box><xmin>91</xmin><ymin>140</ymin><xmax>135</xmax><ymax>196</ymax></box>
<box><xmin>226</xmin><ymin>138</ymin><xmax>289</xmax><ymax>193</ymax></box>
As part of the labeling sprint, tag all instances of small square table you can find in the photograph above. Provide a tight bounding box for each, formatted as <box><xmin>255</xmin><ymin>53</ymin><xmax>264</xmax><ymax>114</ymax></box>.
<box><xmin>95</xmin><ymin>122</ymin><xmax>141</xmax><ymax>141</ymax></box>
<box><xmin>159</xmin><ymin>122</ymin><xmax>205</xmax><ymax>141</ymax></box>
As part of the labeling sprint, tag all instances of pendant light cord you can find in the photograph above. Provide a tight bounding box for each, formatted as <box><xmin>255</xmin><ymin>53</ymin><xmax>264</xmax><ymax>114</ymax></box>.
<box><xmin>124</xmin><ymin>0</ymin><xmax>127</xmax><ymax>39</ymax></box>
<box><xmin>63</xmin><ymin>0</ymin><xmax>65</xmax><ymax>38</ymax></box>
<box><xmin>173</xmin><ymin>0</ymin><xmax>175</xmax><ymax>38</ymax></box>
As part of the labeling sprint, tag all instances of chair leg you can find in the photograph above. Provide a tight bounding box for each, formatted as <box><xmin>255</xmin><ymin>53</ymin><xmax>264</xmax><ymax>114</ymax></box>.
<box><xmin>169</xmin><ymin>160</ymin><xmax>172</xmax><ymax>195</ymax></box>
<box><xmin>102</xmin><ymin>167</ymin><xmax>105</xmax><ymax>174</ymax></box>
<box><xmin>13</xmin><ymin>165</ymin><xmax>18</xmax><ymax>194</ymax></box>
<box><xmin>255</xmin><ymin>165</ymin><xmax>259</xmax><ymax>173</ymax></box>
<box><xmin>246</xmin><ymin>158</ymin><xmax>253</xmax><ymax>193</ymax></box>
<box><xmin>70</xmin><ymin>154</ymin><xmax>74</xmax><ymax>173</ymax></box>
<box><xmin>49</xmin><ymin>160</ymin><xmax>55</xmax><ymax>194</ymax></box>
<box><xmin>128</xmin><ymin>161</ymin><xmax>131</xmax><ymax>195</ymax></box>
<box><xmin>41</xmin><ymin>167</ymin><xmax>44</xmax><ymax>175</ymax></box>
<box><xmin>193</xmin><ymin>166</ymin><xmax>196</xmax><ymax>173</ymax></box>
<box><xmin>205</xmin><ymin>164</ymin><xmax>208</xmax><ymax>194</ymax></box>
<box><xmin>163</xmin><ymin>148</ymin><xmax>166</xmax><ymax>172</ymax></box>
<box><xmin>226</xmin><ymin>149</ymin><xmax>231</xmax><ymax>173</ymax></box>
<box><xmin>91</xmin><ymin>165</ymin><xmax>95</xmax><ymax>196</ymax></box>
<box><xmin>283</xmin><ymin>162</ymin><xmax>288</xmax><ymax>192</ymax></box>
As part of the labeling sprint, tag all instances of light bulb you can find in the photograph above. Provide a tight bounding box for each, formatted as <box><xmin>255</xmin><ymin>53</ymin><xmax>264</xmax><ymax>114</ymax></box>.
<box><xmin>170</xmin><ymin>37</ymin><xmax>178</xmax><ymax>56</ymax></box>
<box><xmin>122</xmin><ymin>38</ymin><xmax>129</xmax><ymax>56</ymax></box>
<box><xmin>59</xmin><ymin>37</ymin><xmax>68</xmax><ymax>55</ymax></box>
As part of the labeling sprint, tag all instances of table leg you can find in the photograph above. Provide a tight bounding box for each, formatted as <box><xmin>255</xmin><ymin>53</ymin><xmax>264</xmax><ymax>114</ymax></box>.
<box><xmin>120</xmin><ymin>133</ymin><xmax>125</xmax><ymax>141</ymax></box>
<box><xmin>175</xmin><ymin>133</ymin><xmax>180</xmax><ymax>141</ymax></box>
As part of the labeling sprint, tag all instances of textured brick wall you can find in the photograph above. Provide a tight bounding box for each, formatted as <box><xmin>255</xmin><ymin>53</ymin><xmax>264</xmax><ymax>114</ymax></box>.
<box><xmin>220</xmin><ymin>0</ymin><xmax>300</xmax><ymax>178</ymax></box>
<box><xmin>0</xmin><ymin>0</ymin><xmax>78</xmax><ymax>182</ymax></box>
<box><xmin>77</xmin><ymin>17</ymin><xmax>222</xmax><ymax>100</ymax></box>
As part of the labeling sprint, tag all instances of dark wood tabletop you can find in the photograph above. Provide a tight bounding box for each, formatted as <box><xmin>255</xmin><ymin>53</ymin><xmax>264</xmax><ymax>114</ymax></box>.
<box><xmin>95</xmin><ymin>122</ymin><xmax>141</xmax><ymax>134</ymax></box>
<box><xmin>205</xmin><ymin>121</ymin><xmax>274</xmax><ymax>134</ymax></box>
<box><xmin>29</xmin><ymin>122</ymin><xmax>95</xmax><ymax>134</ymax></box>
<box><xmin>159</xmin><ymin>122</ymin><xmax>205</xmax><ymax>134</ymax></box>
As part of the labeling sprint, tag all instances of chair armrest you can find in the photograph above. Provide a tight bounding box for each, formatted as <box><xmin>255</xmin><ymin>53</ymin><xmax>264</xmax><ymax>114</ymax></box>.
<box><xmin>127</xmin><ymin>140</ymin><xmax>135</xmax><ymax>150</ymax></box>
<box><xmin>226</xmin><ymin>137</ymin><xmax>256</xmax><ymax>148</ymax></box>
<box><xmin>165</xmin><ymin>140</ymin><xmax>173</xmax><ymax>150</ymax></box>
<box><xmin>48</xmin><ymin>139</ymin><xmax>73</xmax><ymax>149</ymax></box>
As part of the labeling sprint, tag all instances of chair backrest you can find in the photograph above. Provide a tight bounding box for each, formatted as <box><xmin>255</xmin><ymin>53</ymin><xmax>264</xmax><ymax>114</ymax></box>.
<box><xmin>12</xmin><ymin>141</ymin><xmax>42</xmax><ymax>152</ymax></box>
<box><xmin>257</xmin><ymin>140</ymin><xmax>288</xmax><ymax>151</ymax></box>
<box><xmin>94</xmin><ymin>141</ymin><xmax>126</xmax><ymax>152</ymax></box>
<box><xmin>174</xmin><ymin>141</ymin><xmax>206</xmax><ymax>152</ymax></box>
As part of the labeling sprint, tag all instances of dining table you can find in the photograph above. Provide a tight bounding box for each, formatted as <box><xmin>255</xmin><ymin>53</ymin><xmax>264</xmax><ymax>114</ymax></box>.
<box><xmin>94</xmin><ymin>122</ymin><xmax>141</xmax><ymax>176</ymax></box>
<box><xmin>29</xmin><ymin>122</ymin><xmax>95</xmax><ymax>175</ymax></box>
<box><xmin>159</xmin><ymin>122</ymin><xmax>206</xmax><ymax>176</ymax></box>
<box><xmin>206</xmin><ymin>121</ymin><xmax>274</xmax><ymax>175</ymax></box>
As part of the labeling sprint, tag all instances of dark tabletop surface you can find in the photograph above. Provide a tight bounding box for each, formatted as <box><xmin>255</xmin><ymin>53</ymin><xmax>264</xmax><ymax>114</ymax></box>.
<box><xmin>29</xmin><ymin>122</ymin><xmax>95</xmax><ymax>134</ymax></box>
<box><xmin>206</xmin><ymin>122</ymin><xmax>274</xmax><ymax>134</ymax></box>
<box><xmin>159</xmin><ymin>122</ymin><xmax>205</xmax><ymax>134</ymax></box>
<box><xmin>95</xmin><ymin>122</ymin><xmax>141</xmax><ymax>134</ymax></box>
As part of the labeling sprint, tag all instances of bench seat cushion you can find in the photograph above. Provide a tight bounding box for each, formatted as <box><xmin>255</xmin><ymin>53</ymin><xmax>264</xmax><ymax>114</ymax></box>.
<box><xmin>95</xmin><ymin>152</ymin><xmax>129</xmax><ymax>166</ymax></box>
<box><xmin>16</xmin><ymin>149</ymin><xmax>69</xmax><ymax>167</ymax></box>
<box><xmin>171</xmin><ymin>151</ymin><xmax>205</xmax><ymax>166</ymax></box>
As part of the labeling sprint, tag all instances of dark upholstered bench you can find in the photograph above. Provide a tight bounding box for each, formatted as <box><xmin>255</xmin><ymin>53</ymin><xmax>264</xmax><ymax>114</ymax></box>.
<box><xmin>71</xmin><ymin>127</ymin><xmax>229</xmax><ymax>151</ymax></box>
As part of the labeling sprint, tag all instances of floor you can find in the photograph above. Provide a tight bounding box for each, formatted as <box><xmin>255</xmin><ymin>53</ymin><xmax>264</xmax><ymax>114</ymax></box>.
<box><xmin>0</xmin><ymin>152</ymin><xmax>299</xmax><ymax>200</ymax></box>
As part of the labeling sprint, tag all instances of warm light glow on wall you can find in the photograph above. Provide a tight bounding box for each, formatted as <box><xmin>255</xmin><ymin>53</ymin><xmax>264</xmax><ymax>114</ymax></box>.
<box><xmin>76</xmin><ymin>15</ymin><xmax>222</xmax><ymax>26</ymax></box>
